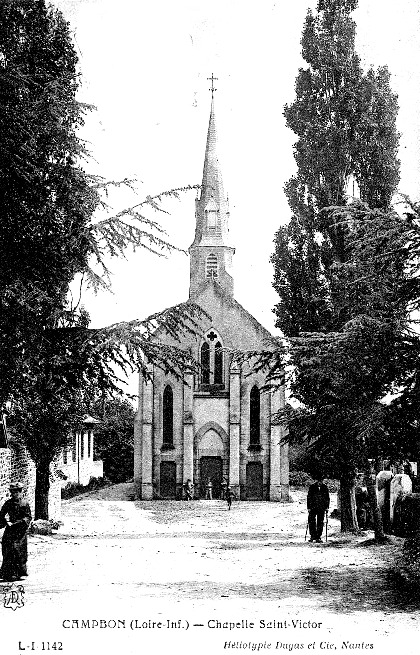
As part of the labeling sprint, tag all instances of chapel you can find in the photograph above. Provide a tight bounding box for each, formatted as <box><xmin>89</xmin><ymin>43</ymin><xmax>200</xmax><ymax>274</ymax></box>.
<box><xmin>134</xmin><ymin>90</ymin><xmax>289</xmax><ymax>501</ymax></box>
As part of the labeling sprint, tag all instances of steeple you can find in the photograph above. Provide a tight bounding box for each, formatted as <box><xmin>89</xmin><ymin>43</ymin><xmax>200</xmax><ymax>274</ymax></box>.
<box><xmin>189</xmin><ymin>82</ymin><xmax>235</xmax><ymax>298</ymax></box>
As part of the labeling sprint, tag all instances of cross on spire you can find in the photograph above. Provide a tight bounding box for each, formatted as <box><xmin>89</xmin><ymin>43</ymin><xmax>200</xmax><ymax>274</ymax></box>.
<box><xmin>207</xmin><ymin>73</ymin><xmax>218</xmax><ymax>99</ymax></box>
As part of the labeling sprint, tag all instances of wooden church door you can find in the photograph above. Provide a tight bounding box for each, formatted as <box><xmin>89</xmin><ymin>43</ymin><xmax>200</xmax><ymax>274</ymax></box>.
<box><xmin>200</xmin><ymin>456</ymin><xmax>223</xmax><ymax>498</ymax></box>
<box><xmin>160</xmin><ymin>462</ymin><xmax>176</xmax><ymax>498</ymax></box>
<box><xmin>246</xmin><ymin>462</ymin><xmax>263</xmax><ymax>500</ymax></box>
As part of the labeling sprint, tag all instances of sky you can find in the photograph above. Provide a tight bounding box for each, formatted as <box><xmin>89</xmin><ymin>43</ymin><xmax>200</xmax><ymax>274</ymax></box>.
<box><xmin>54</xmin><ymin>0</ymin><xmax>420</xmax><ymax>341</ymax></box>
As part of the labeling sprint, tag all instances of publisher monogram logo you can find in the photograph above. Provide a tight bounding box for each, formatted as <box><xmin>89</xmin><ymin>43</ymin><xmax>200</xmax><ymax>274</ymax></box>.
<box><xmin>3</xmin><ymin>583</ymin><xmax>25</xmax><ymax>610</ymax></box>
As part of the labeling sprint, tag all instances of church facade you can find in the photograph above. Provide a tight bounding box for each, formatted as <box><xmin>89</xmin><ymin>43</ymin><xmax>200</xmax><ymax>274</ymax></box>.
<box><xmin>134</xmin><ymin>97</ymin><xmax>289</xmax><ymax>502</ymax></box>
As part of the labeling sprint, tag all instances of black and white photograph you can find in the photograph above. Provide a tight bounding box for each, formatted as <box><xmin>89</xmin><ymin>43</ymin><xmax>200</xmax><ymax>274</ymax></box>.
<box><xmin>1</xmin><ymin>1</ymin><xmax>420</xmax><ymax>653</ymax></box>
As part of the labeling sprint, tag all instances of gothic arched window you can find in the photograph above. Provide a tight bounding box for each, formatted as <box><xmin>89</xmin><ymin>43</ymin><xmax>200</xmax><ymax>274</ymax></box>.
<box><xmin>163</xmin><ymin>385</ymin><xmax>174</xmax><ymax>445</ymax></box>
<box><xmin>200</xmin><ymin>342</ymin><xmax>210</xmax><ymax>384</ymax></box>
<box><xmin>200</xmin><ymin>332</ymin><xmax>225</xmax><ymax>390</ymax></box>
<box><xmin>214</xmin><ymin>341</ymin><xmax>223</xmax><ymax>384</ymax></box>
<box><xmin>206</xmin><ymin>253</ymin><xmax>218</xmax><ymax>279</ymax></box>
<box><xmin>250</xmin><ymin>385</ymin><xmax>261</xmax><ymax>445</ymax></box>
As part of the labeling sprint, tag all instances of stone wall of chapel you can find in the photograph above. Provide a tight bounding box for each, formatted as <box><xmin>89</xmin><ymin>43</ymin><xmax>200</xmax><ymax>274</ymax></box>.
<box><xmin>239</xmin><ymin>369</ymin><xmax>272</xmax><ymax>500</ymax></box>
<box><xmin>151</xmin><ymin>368</ymin><xmax>233</xmax><ymax>497</ymax></box>
<box><xmin>133</xmin><ymin>375</ymin><xmax>143</xmax><ymax>498</ymax></box>
<box><xmin>193</xmin><ymin>287</ymin><xmax>275</xmax><ymax>352</ymax></box>
<box><xmin>155</xmin><ymin>289</ymin><xmax>275</xmax><ymax>357</ymax></box>
<box><xmin>190</xmin><ymin>245</ymin><xmax>234</xmax><ymax>297</ymax></box>
<box><xmin>194</xmin><ymin>397</ymin><xmax>229</xmax><ymax>436</ymax></box>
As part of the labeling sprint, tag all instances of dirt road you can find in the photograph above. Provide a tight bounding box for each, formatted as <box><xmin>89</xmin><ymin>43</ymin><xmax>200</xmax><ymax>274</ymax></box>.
<box><xmin>1</xmin><ymin>484</ymin><xmax>419</xmax><ymax>655</ymax></box>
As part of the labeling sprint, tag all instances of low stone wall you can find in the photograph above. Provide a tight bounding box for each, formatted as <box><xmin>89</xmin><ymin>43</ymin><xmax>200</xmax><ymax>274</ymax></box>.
<box><xmin>0</xmin><ymin>448</ymin><xmax>12</xmax><ymax>502</ymax></box>
<box><xmin>9</xmin><ymin>438</ymin><xmax>36</xmax><ymax>514</ymax></box>
<box><xmin>0</xmin><ymin>443</ymin><xmax>61</xmax><ymax>520</ymax></box>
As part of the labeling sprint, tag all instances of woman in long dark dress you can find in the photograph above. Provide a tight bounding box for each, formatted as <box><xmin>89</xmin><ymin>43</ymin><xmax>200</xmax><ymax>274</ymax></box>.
<box><xmin>0</xmin><ymin>482</ymin><xmax>32</xmax><ymax>581</ymax></box>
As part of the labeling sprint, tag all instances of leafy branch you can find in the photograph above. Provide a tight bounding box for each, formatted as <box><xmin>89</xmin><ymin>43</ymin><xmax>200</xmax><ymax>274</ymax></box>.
<box><xmin>86</xmin><ymin>184</ymin><xmax>200</xmax><ymax>290</ymax></box>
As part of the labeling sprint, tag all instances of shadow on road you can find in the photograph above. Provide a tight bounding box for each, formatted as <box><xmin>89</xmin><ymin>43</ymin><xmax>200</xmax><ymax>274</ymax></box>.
<box><xmin>299</xmin><ymin>566</ymin><xmax>420</xmax><ymax>613</ymax></box>
<box><xmin>136</xmin><ymin>568</ymin><xmax>420</xmax><ymax>614</ymax></box>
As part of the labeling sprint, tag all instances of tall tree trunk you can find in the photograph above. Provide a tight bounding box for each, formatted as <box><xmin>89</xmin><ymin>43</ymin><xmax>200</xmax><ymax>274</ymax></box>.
<box><xmin>35</xmin><ymin>460</ymin><xmax>50</xmax><ymax>520</ymax></box>
<box><xmin>340</xmin><ymin>475</ymin><xmax>358</xmax><ymax>532</ymax></box>
<box><xmin>366</xmin><ymin>461</ymin><xmax>386</xmax><ymax>542</ymax></box>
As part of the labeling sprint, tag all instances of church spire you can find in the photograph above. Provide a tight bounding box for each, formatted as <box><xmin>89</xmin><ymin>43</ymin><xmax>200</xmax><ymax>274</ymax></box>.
<box><xmin>189</xmin><ymin>78</ymin><xmax>235</xmax><ymax>298</ymax></box>
<box><xmin>199</xmin><ymin>98</ymin><xmax>226</xmax><ymax>215</ymax></box>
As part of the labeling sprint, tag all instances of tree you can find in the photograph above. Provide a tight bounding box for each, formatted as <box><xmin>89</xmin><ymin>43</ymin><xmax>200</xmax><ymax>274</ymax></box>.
<box><xmin>0</xmin><ymin>1</ymin><xmax>196</xmax><ymax>409</ymax></box>
<box><xmin>268</xmin><ymin>200</ymin><xmax>419</xmax><ymax>538</ymax></box>
<box><xmin>1</xmin><ymin>1</ymin><xmax>205</xmax><ymax>518</ymax></box>
<box><xmin>91</xmin><ymin>398</ymin><xmax>135</xmax><ymax>484</ymax></box>
<box><xmin>333</xmin><ymin>199</ymin><xmax>420</xmax><ymax>470</ymax></box>
<box><xmin>271</xmin><ymin>0</ymin><xmax>400</xmax><ymax>531</ymax></box>
<box><xmin>8</xmin><ymin>301</ymin><xmax>203</xmax><ymax>518</ymax></box>
<box><xmin>0</xmin><ymin>0</ymin><xmax>97</xmax><ymax>409</ymax></box>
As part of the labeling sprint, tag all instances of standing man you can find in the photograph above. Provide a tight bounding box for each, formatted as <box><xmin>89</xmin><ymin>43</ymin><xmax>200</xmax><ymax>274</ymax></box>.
<box><xmin>184</xmin><ymin>479</ymin><xmax>194</xmax><ymax>501</ymax></box>
<box><xmin>307</xmin><ymin>476</ymin><xmax>330</xmax><ymax>543</ymax></box>
<box><xmin>226</xmin><ymin>486</ymin><xmax>233</xmax><ymax>510</ymax></box>
<box><xmin>205</xmin><ymin>479</ymin><xmax>213</xmax><ymax>500</ymax></box>
<box><xmin>0</xmin><ymin>482</ymin><xmax>32</xmax><ymax>581</ymax></box>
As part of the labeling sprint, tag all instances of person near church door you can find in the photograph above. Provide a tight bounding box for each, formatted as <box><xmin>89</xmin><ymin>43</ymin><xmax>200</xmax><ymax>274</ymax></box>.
<box><xmin>307</xmin><ymin>476</ymin><xmax>330</xmax><ymax>543</ymax></box>
<box><xmin>184</xmin><ymin>479</ymin><xmax>194</xmax><ymax>500</ymax></box>
<box><xmin>205</xmin><ymin>479</ymin><xmax>213</xmax><ymax>499</ymax></box>
<box><xmin>226</xmin><ymin>486</ymin><xmax>233</xmax><ymax>510</ymax></box>
<box><xmin>0</xmin><ymin>482</ymin><xmax>32</xmax><ymax>581</ymax></box>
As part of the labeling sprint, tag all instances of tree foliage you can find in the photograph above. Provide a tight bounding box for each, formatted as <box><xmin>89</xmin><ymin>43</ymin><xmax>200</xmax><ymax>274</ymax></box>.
<box><xmin>0</xmin><ymin>0</ymin><xmax>96</xmax><ymax>408</ymax></box>
<box><xmin>331</xmin><ymin>200</ymin><xmax>420</xmax><ymax>464</ymax></box>
<box><xmin>7</xmin><ymin>294</ymin><xmax>205</xmax><ymax>517</ymax></box>
<box><xmin>0</xmin><ymin>1</ymin><xmax>200</xmax><ymax>409</ymax></box>
<box><xmin>272</xmin><ymin>0</ymin><xmax>399</xmax><ymax>338</ymax></box>
<box><xmin>91</xmin><ymin>397</ymin><xmax>135</xmax><ymax>484</ymax></box>
<box><xmin>1</xmin><ymin>1</ymin><xmax>206</xmax><ymax>518</ymax></box>
<box><xmin>268</xmin><ymin>200</ymin><xmax>419</xmax><ymax>531</ymax></box>
<box><xmin>270</xmin><ymin>0</ymin><xmax>403</xmax><ymax>532</ymax></box>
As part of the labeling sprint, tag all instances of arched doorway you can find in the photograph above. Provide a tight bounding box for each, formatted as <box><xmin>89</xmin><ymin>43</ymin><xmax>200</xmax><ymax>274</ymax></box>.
<box><xmin>195</xmin><ymin>422</ymin><xmax>228</xmax><ymax>498</ymax></box>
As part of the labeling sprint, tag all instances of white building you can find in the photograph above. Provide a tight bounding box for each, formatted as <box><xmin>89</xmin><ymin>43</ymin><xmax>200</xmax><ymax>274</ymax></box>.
<box><xmin>59</xmin><ymin>415</ymin><xmax>103</xmax><ymax>486</ymax></box>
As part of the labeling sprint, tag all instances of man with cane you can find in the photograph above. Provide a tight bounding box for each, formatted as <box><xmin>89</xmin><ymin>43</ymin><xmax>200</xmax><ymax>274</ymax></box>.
<box><xmin>306</xmin><ymin>475</ymin><xmax>330</xmax><ymax>543</ymax></box>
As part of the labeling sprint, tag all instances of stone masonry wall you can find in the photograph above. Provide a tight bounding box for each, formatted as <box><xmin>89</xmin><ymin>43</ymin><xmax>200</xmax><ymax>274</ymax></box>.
<box><xmin>0</xmin><ymin>442</ymin><xmax>61</xmax><ymax>520</ymax></box>
<box><xmin>0</xmin><ymin>448</ymin><xmax>12</xmax><ymax>504</ymax></box>
<box><xmin>10</xmin><ymin>440</ymin><xmax>36</xmax><ymax>515</ymax></box>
